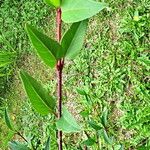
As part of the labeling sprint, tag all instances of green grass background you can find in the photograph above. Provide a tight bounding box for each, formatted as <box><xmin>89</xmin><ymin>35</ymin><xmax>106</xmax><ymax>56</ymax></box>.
<box><xmin>0</xmin><ymin>0</ymin><xmax>150</xmax><ymax>149</ymax></box>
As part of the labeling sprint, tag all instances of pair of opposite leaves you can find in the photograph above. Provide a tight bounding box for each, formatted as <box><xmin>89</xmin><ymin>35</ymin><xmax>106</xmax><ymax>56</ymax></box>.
<box><xmin>26</xmin><ymin>0</ymin><xmax>108</xmax><ymax>68</ymax></box>
<box><xmin>25</xmin><ymin>20</ymin><xmax>88</xmax><ymax>68</ymax></box>
<box><xmin>20</xmin><ymin>0</ymin><xmax>108</xmax><ymax>133</ymax></box>
<box><xmin>21</xmin><ymin>21</ymin><xmax>87</xmax><ymax>132</ymax></box>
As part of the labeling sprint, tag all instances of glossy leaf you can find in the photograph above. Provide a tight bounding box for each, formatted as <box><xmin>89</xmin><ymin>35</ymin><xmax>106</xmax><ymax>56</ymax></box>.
<box><xmin>56</xmin><ymin>107</ymin><xmax>81</xmax><ymax>133</ymax></box>
<box><xmin>44</xmin><ymin>136</ymin><xmax>50</xmax><ymax>150</ymax></box>
<box><xmin>44</xmin><ymin>0</ymin><xmax>61</xmax><ymax>7</ymax></box>
<box><xmin>25</xmin><ymin>24</ymin><xmax>62</xmax><ymax>68</ymax></box>
<box><xmin>61</xmin><ymin>0</ymin><xmax>108</xmax><ymax>23</ymax></box>
<box><xmin>4</xmin><ymin>108</ymin><xmax>14</xmax><ymax>130</ymax></box>
<box><xmin>9</xmin><ymin>141</ymin><xmax>29</xmax><ymax>150</ymax></box>
<box><xmin>61</xmin><ymin>20</ymin><xmax>88</xmax><ymax>59</ymax></box>
<box><xmin>20</xmin><ymin>70</ymin><xmax>55</xmax><ymax>115</ymax></box>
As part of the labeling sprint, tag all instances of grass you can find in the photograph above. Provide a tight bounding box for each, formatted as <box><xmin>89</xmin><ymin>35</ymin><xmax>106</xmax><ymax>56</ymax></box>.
<box><xmin>0</xmin><ymin>0</ymin><xmax>51</xmax><ymax>99</ymax></box>
<box><xmin>0</xmin><ymin>0</ymin><xmax>150</xmax><ymax>149</ymax></box>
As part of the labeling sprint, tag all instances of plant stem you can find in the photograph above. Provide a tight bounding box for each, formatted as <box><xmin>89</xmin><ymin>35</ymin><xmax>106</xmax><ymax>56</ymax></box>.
<box><xmin>16</xmin><ymin>131</ymin><xmax>28</xmax><ymax>143</ymax></box>
<box><xmin>56</xmin><ymin>8</ymin><xmax>62</xmax><ymax>43</ymax></box>
<box><xmin>56</xmin><ymin>68</ymin><xmax>63</xmax><ymax>150</ymax></box>
<box><xmin>56</xmin><ymin>8</ymin><xmax>63</xmax><ymax>150</ymax></box>
<box><xmin>84</xmin><ymin>146</ymin><xmax>88</xmax><ymax>150</ymax></box>
<box><xmin>16</xmin><ymin>131</ymin><xmax>36</xmax><ymax>150</ymax></box>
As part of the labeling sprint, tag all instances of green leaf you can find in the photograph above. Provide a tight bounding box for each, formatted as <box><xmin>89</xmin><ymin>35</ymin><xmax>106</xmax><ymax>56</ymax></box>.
<box><xmin>44</xmin><ymin>0</ymin><xmax>61</xmax><ymax>8</ymax></box>
<box><xmin>80</xmin><ymin>110</ymin><xmax>89</xmax><ymax>118</ymax></box>
<box><xmin>82</xmin><ymin>138</ymin><xmax>96</xmax><ymax>146</ymax></box>
<box><xmin>137</xmin><ymin>57</ymin><xmax>150</xmax><ymax>66</ymax></box>
<box><xmin>0</xmin><ymin>51</ymin><xmax>16</xmax><ymax>61</ymax></box>
<box><xmin>25</xmin><ymin>24</ymin><xmax>62</xmax><ymax>68</ymax></box>
<box><xmin>0</xmin><ymin>73</ymin><xmax>6</xmax><ymax>77</ymax></box>
<box><xmin>4</xmin><ymin>108</ymin><xmax>14</xmax><ymax>131</ymax></box>
<box><xmin>76</xmin><ymin>88</ymin><xmax>87</xmax><ymax>96</ymax></box>
<box><xmin>20</xmin><ymin>70</ymin><xmax>56</xmax><ymax>115</ymax></box>
<box><xmin>101</xmin><ymin>107</ymin><xmax>108</xmax><ymax>127</ymax></box>
<box><xmin>0</xmin><ymin>52</ymin><xmax>16</xmax><ymax>68</ymax></box>
<box><xmin>0</xmin><ymin>62</ymin><xmax>11</xmax><ymax>68</ymax></box>
<box><xmin>56</xmin><ymin>107</ymin><xmax>81</xmax><ymax>133</ymax></box>
<box><xmin>88</xmin><ymin>121</ymin><xmax>102</xmax><ymax>131</ymax></box>
<box><xmin>61</xmin><ymin>0</ymin><xmax>108</xmax><ymax>23</ymax></box>
<box><xmin>9</xmin><ymin>141</ymin><xmax>30</xmax><ymax>150</ymax></box>
<box><xmin>102</xmin><ymin>129</ymin><xmax>113</xmax><ymax>145</ymax></box>
<box><xmin>45</xmin><ymin>136</ymin><xmax>50</xmax><ymax>150</ymax></box>
<box><xmin>61</xmin><ymin>20</ymin><xmax>88</xmax><ymax>59</ymax></box>
<box><xmin>44</xmin><ymin>0</ymin><xmax>54</xmax><ymax>7</ymax></box>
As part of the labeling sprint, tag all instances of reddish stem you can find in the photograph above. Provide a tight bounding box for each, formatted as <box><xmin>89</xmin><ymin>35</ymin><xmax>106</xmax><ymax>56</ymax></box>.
<box><xmin>84</xmin><ymin>146</ymin><xmax>88</xmax><ymax>150</ymax></box>
<box><xmin>56</xmin><ymin>8</ymin><xmax>61</xmax><ymax>42</ymax></box>
<box><xmin>56</xmin><ymin>8</ymin><xmax>63</xmax><ymax>150</ymax></box>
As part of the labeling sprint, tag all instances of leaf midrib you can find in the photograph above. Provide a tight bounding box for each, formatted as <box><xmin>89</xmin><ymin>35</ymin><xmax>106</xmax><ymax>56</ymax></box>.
<box><xmin>29</xmin><ymin>27</ymin><xmax>56</xmax><ymax>62</ymax></box>
<box><xmin>23</xmin><ymin>72</ymin><xmax>51</xmax><ymax>113</ymax></box>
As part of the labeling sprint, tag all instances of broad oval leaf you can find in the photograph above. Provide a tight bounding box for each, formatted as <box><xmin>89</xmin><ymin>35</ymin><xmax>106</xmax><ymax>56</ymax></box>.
<box><xmin>61</xmin><ymin>20</ymin><xmax>88</xmax><ymax>59</ymax></box>
<box><xmin>4</xmin><ymin>108</ymin><xmax>14</xmax><ymax>131</ymax></box>
<box><xmin>25</xmin><ymin>24</ymin><xmax>62</xmax><ymax>68</ymax></box>
<box><xmin>61</xmin><ymin>0</ymin><xmax>108</xmax><ymax>23</ymax></box>
<box><xmin>20</xmin><ymin>70</ymin><xmax>55</xmax><ymax>115</ymax></box>
<box><xmin>9</xmin><ymin>141</ymin><xmax>30</xmax><ymax>150</ymax></box>
<box><xmin>44</xmin><ymin>0</ymin><xmax>61</xmax><ymax>7</ymax></box>
<box><xmin>56</xmin><ymin>107</ymin><xmax>81</xmax><ymax>133</ymax></box>
<box><xmin>44</xmin><ymin>136</ymin><xmax>50</xmax><ymax>150</ymax></box>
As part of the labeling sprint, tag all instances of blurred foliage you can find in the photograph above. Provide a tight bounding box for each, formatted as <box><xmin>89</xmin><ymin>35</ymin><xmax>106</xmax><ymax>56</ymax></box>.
<box><xmin>63</xmin><ymin>0</ymin><xmax>150</xmax><ymax>149</ymax></box>
<box><xmin>0</xmin><ymin>0</ymin><xmax>52</xmax><ymax>148</ymax></box>
<box><xmin>0</xmin><ymin>0</ymin><xmax>50</xmax><ymax>100</ymax></box>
